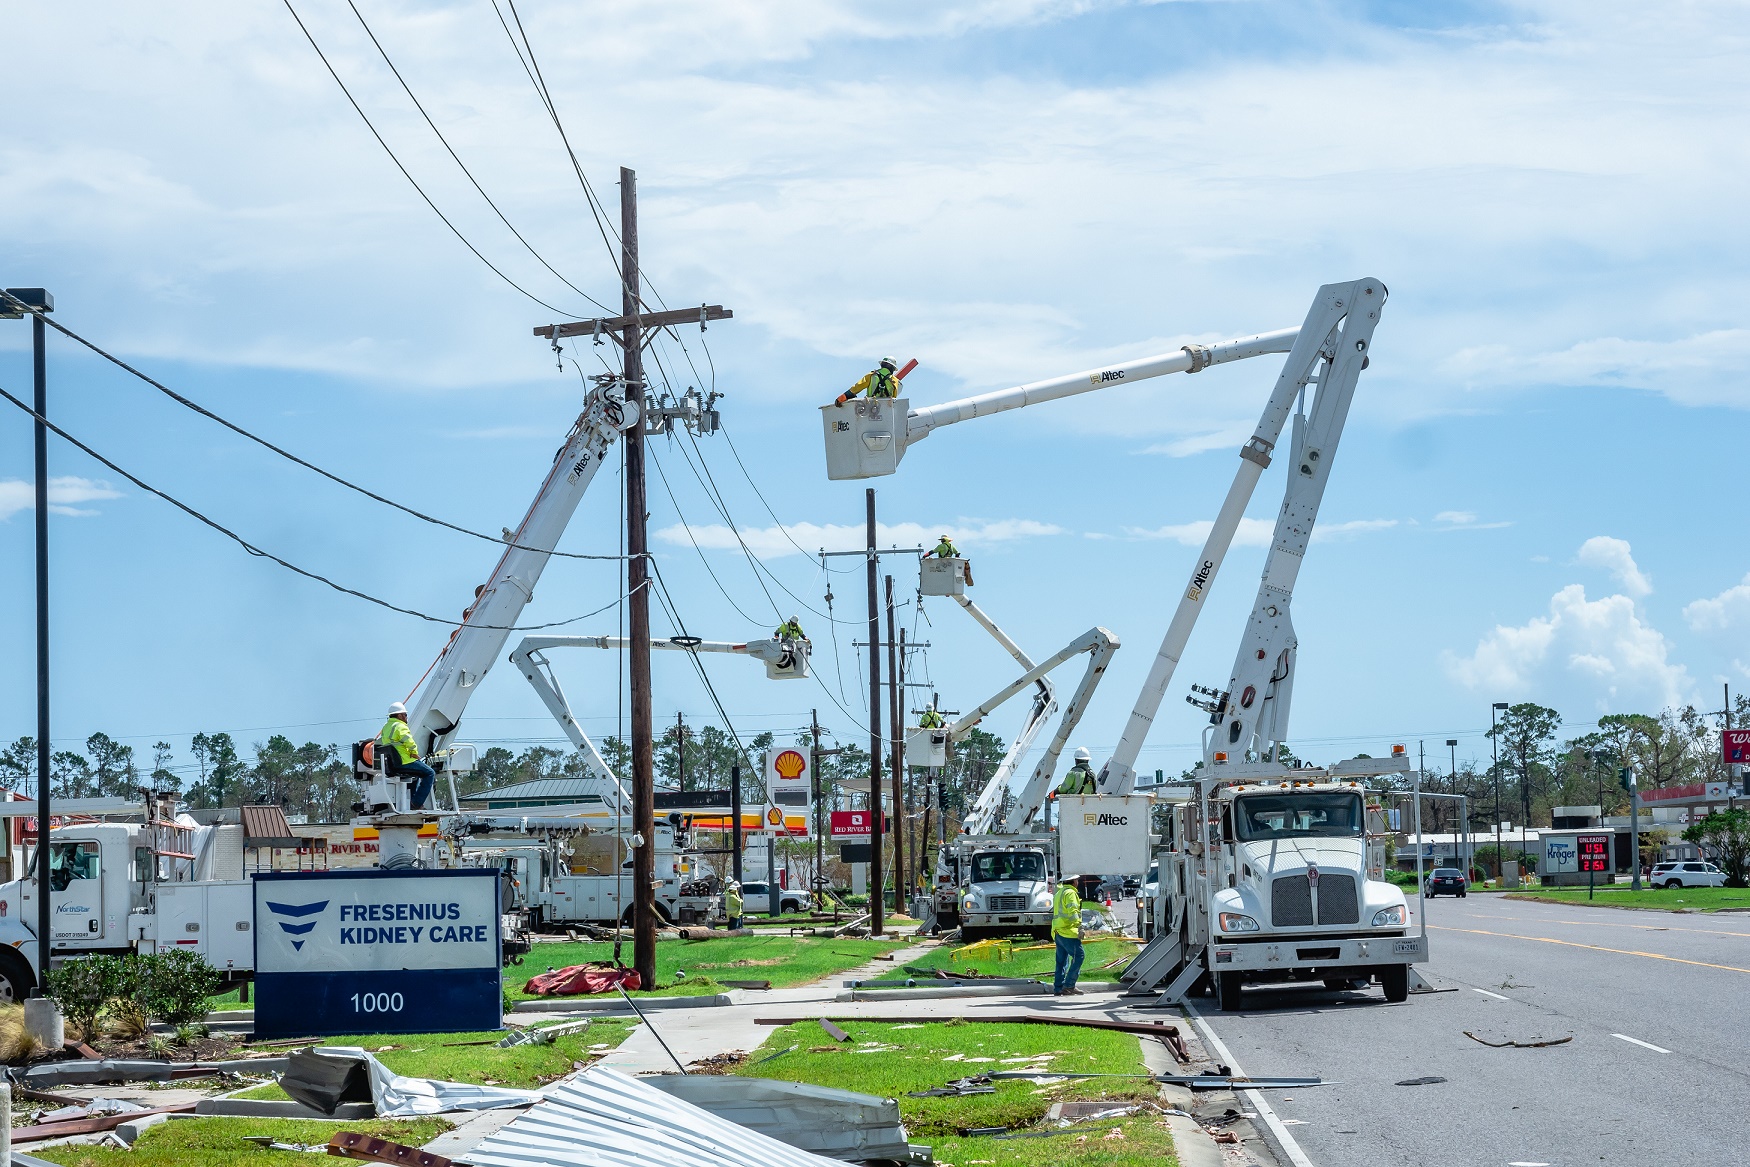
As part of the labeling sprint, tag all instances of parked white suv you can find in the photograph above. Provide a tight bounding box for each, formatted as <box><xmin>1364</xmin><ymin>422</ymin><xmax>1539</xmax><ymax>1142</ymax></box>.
<box><xmin>1649</xmin><ymin>861</ymin><xmax>1726</xmax><ymax>889</ymax></box>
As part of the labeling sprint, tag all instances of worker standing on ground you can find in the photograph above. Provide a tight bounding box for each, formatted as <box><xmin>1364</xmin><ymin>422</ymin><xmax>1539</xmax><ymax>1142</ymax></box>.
<box><xmin>378</xmin><ymin>702</ymin><xmax>437</xmax><ymax>811</ymax></box>
<box><xmin>724</xmin><ymin>880</ymin><xmax>743</xmax><ymax>931</ymax></box>
<box><xmin>930</xmin><ymin>534</ymin><xmax>972</xmax><ymax>585</ymax></box>
<box><xmin>1052</xmin><ymin>747</ymin><xmax>1097</xmax><ymax>799</ymax></box>
<box><xmin>835</xmin><ymin>357</ymin><xmax>901</xmax><ymax>405</ymax></box>
<box><xmin>1051</xmin><ymin>871</ymin><xmax>1086</xmax><ymax>996</ymax></box>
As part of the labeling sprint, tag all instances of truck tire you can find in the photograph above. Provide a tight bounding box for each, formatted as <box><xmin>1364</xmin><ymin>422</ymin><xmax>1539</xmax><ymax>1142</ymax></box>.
<box><xmin>1216</xmin><ymin>971</ymin><xmax>1243</xmax><ymax>1012</ymax></box>
<box><xmin>0</xmin><ymin>950</ymin><xmax>36</xmax><ymax>1004</ymax></box>
<box><xmin>1380</xmin><ymin>964</ymin><xmax>1409</xmax><ymax>1003</ymax></box>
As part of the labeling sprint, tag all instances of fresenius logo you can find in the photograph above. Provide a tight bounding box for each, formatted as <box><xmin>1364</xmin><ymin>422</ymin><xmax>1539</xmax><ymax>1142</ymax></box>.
<box><xmin>265</xmin><ymin>899</ymin><xmax>328</xmax><ymax>952</ymax></box>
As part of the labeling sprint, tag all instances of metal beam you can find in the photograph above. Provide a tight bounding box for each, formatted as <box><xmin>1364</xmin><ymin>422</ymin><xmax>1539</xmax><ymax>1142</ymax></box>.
<box><xmin>535</xmin><ymin>305</ymin><xmax>732</xmax><ymax>340</ymax></box>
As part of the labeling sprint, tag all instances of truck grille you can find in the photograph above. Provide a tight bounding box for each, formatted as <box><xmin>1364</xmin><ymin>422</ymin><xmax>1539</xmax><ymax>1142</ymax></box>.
<box><xmin>986</xmin><ymin>895</ymin><xmax>1029</xmax><ymax>912</ymax></box>
<box><xmin>1271</xmin><ymin>878</ymin><xmax>1313</xmax><ymax>927</ymax></box>
<box><xmin>1315</xmin><ymin>875</ymin><xmax>1359</xmax><ymax>925</ymax></box>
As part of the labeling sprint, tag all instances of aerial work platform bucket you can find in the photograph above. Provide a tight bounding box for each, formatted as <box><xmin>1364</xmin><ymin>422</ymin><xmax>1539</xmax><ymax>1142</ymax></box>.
<box><xmin>745</xmin><ymin>638</ymin><xmax>812</xmax><ymax>680</ymax></box>
<box><xmin>906</xmin><ymin>728</ymin><xmax>949</xmax><ymax>768</ymax></box>
<box><xmin>822</xmin><ymin>397</ymin><xmax>908</xmax><ymax>480</ymax></box>
<box><xmin>919</xmin><ymin>557</ymin><xmax>970</xmax><ymax>596</ymax></box>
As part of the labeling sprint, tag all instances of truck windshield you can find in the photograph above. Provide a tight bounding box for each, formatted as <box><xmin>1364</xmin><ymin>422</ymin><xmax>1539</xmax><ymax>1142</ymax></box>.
<box><xmin>971</xmin><ymin>852</ymin><xmax>1045</xmax><ymax>883</ymax></box>
<box><xmin>1234</xmin><ymin>792</ymin><xmax>1363</xmax><ymax>841</ymax></box>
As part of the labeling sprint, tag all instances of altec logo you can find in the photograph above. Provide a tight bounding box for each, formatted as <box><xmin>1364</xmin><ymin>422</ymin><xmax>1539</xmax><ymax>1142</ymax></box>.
<box><xmin>1086</xmin><ymin>369</ymin><xmax>1126</xmax><ymax>385</ymax></box>
<box><xmin>1186</xmin><ymin>559</ymin><xmax>1215</xmax><ymax>601</ymax></box>
<box><xmin>1083</xmin><ymin>813</ymin><xmax>1129</xmax><ymax>826</ymax></box>
<box><xmin>266</xmin><ymin>899</ymin><xmax>328</xmax><ymax>952</ymax></box>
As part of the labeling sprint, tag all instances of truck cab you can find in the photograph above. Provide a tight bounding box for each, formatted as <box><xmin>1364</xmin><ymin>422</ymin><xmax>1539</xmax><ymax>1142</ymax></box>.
<box><xmin>952</xmin><ymin>836</ymin><xmax>1054</xmax><ymax>940</ymax></box>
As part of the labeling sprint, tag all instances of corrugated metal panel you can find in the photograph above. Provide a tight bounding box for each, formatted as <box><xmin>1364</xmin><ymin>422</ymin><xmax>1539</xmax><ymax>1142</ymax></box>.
<box><xmin>241</xmin><ymin>804</ymin><xmax>295</xmax><ymax>842</ymax></box>
<box><xmin>646</xmin><ymin>1075</ymin><xmax>926</xmax><ymax>1163</ymax></box>
<box><xmin>460</xmin><ymin>779</ymin><xmax>602</xmax><ymax>804</ymax></box>
<box><xmin>466</xmin><ymin>1067</ymin><xmax>840</xmax><ymax>1167</ymax></box>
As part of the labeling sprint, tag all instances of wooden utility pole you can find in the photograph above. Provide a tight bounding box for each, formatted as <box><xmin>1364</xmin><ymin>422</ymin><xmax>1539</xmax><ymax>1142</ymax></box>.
<box><xmin>886</xmin><ymin>577</ymin><xmax>904</xmax><ymax>913</ymax></box>
<box><xmin>621</xmin><ymin>167</ymin><xmax>659</xmax><ymax>989</ymax></box>
<box><xmin>811</xmin><ymin>709</ymin><xmax>824</xmax><ymax>896</ymax></box>
<box><xmin>866</xmin><ymin>489</ymin><xmax>884</xmax><ymax>936</ymax></box>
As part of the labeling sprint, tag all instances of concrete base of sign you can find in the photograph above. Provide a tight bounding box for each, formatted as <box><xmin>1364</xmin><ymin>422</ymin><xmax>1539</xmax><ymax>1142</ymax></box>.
<box><xmin>23</xmin><ymin>999</ymin><xmax>63</xmax><ymax>1050</ymax></box>
<box><xmin>514</xmin><ymin>993</ymin><xmax>733</xmax><ymax>1014</ymax></box>
<box><xmin>196</xmin><ymin>1099</ymin><xmax>376</xmax><ymax>1120</ymax></box>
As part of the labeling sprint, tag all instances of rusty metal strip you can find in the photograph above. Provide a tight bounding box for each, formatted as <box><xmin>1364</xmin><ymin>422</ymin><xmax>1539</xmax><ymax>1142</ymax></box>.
<box><xmin>327</xmin><ymin>1132</ymin><xmax>454</xmax><ymax>1167</ymax></box>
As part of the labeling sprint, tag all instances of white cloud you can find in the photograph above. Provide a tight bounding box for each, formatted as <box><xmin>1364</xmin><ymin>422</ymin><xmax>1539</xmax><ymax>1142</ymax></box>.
<box><xmin>1434</xmin><ymin>511</ymin><xmax>1512</xmax><ymax>531</ymax></box>
<box><xmin>1137</xmin><ymin>426</ymin><xmax>1252</xmax><ymax>458</ymax></box>
<box><xmin>1447</xmin><ymin>329</ymin><xmax>1750</xmax><ymax>410</ymax></box>
<box><xmin>1576</xmin><ymin>535</ymin><xmax>1652</xmax><ymax>597</ymax></box>
<box><xmin>654</xmin><ymin>516</ymin><xmax>1064</xmax><ymax>559</ymax></box>
<box><xmin>1124</xmin><ymin>517</ymin><xmax>1274</xmax><ymax>547</ymax></box>
<box><xmin>1684</xmin><ymin>572</ymin><xmax>1750</xmax><ymax>632</ymax></box>
<box><xmin>0</xmin><ymin>477</ymin><xmax>123</xmax><ymax>521</ymax></box>
<box><xmin>1443</xmin><ymin>583</ymin><xmax>1690</xmax><ymax>711</ymax></box>
<box><xmin>1311</xmin><ymin>519</ymin><xmax>1398</xmax><ymax>543</ymax></box>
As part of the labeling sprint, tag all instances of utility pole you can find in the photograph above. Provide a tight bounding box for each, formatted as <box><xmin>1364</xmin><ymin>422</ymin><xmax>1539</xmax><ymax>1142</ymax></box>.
<box><xmin>1491</xmin><ymin>702</ymin><xmax>1508</xmax><ymax>884</ymax></box>
<box><xmin>618</xmin><ymin>167</ymin><xmax>659</xmax><ymax>989</ymax></box>
<box><xmin>3</xmin><ymin>288</ymin><xmax>56</xmax><ymax>991</ymax></box>
<box><xmin>886</xmin><ymin>579</ymin><xmax>904</xmax><ymax>914</ymax></box>
<box><xmin>811</xmin><ymin>710</ymin><xmax>823</xmax><ymax>897</ymax></box>
<box><xmin>669</xmin><ymin>712</ymin><xmax>689</xmax><ymax>792</ymax></box>
<box><xmin>730</xmin><ymin>763</ymin><xmax>743</xmax><ymax>886</ymax></box>
<box><xmin>1447</xmin><ymin>739</ymin><xmax>1461</xmax><ymax>874</ymax></box>
<box><xmin>1627</xmin><ymin>764</ymin><xmax>1643</xmax><ymax>891</ymax></box>
<box><xmin>866</xmin><ymin>489</ymin><xmax>884</xmax><ymax>936</ymax></box>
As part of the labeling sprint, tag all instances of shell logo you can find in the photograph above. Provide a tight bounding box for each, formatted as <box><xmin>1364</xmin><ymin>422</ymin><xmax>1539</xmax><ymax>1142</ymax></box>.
<box><xmin>766</xmin><ymin>807</ymin><xmax>785</xmax><ymax>826</ymax></box>
<box><xmin>772</xmin><ymin>749</ymin><xmax>807</xmax><ymax>781</ymax></box>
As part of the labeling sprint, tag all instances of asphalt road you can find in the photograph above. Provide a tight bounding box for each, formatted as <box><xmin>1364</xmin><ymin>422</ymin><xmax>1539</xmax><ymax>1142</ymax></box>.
<box><xmin>1189</xmin><ymin>893</ymin><xmax>1750</xmax><ymax>1167</ymax></box>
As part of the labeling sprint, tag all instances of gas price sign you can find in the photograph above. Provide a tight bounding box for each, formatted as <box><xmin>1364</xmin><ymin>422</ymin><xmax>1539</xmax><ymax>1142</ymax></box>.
<box><xmin>1578</xmin><ymin>834</ymin><xmax>1611</xmax><ymax>873</ymax></box>
<box><xmin>253</xmin><ymin>869</ymin><xmax>502</xmax><ymax>1038</ymax></box>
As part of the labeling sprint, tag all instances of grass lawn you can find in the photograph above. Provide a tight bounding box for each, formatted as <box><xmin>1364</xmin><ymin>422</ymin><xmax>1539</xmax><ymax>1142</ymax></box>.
<box><xmin>504</xmin><ymin>936</ymin><xmax>907</xmax><ymax>999</ymax></box>
<box><xmin>739</xmin><ymin>1020</ymin><xmax>1175</xmax><ymax>1166</ymax></box>
<box><xmin>32</xmin><ymin>1117</ymin><xmax>452</xmax><ymax>1167</ymax></box>
<box><xmin>1505</xmin><ymin>886</ymin><xmax>1750</xmax><ymax>912</ymax></box>
<box><xmin>905</xmin><ymin>936</ymin><xmax>1138</xmax><ymax>983</ymax></box>
<box><xmin>229</xmin><ymin>1020</ymin><xmax>636</xmax><ymax>1099</ymax></box>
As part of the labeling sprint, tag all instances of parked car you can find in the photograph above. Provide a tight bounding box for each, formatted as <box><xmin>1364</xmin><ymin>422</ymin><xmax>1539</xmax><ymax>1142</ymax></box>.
<box><xmin>1424</xmin><ymin>867</ymin><xmax>1468</xmax><ymax>897</ymax></box>
<box><xmin>1649</xmin><ymin>861</ymin><xmax>1726</xmax><ymax>889</ymax></box>
<box><xmin>738</xmin><ymin>881</ymin><xmax>808</xmax><ymax>913</ymax></box>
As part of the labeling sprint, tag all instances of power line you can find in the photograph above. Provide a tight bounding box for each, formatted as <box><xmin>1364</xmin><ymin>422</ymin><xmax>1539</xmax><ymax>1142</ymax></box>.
<box><xmin>342</xmin><ymin>0</ymin><xmax>616</xmax><ymax>315</ymax></box>
<box><xmin>281</xmin><ymin>0</ymin><xmax>589</xmax><ymax>319</ymax></box>
<box><xmin>0</xmin><ymin>291</ymin><xmax>629</xmax><ymax>562</ymax></box>
<box><xmin>0</xmin><ymin>383</ymin><xmax>637</xmax><ymax>630</ymax></box>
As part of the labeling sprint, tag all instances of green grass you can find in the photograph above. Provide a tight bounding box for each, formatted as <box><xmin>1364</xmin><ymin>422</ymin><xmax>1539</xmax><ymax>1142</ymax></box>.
<box><xmin>32</xmin><ymin>1117</ymin><xmax>452</xmax><ymax>1167</ymax></box>
<box><xmin>739</xmin><ymin>1020</ymin><xmax>1173</xmax><ymax>1166</ymax></box>
<box><xmin>504</xmin><ymin>936</ymin><xmax>907</xmax><ymax>1000</ymax></box>
<box><xmin>1505</xmin><ymin>885</ymin><xmax>1750</xmax><ymax>912</ymax></box>
<box><xmin>230</xmin><ymin>1021</ymin><xmax>635</xmax><ymax>1100</ymax></box>
<box><xmin>905</xmin><ymin>936</ymin><xmax>1138</xmax><ymax>983</ymax></box>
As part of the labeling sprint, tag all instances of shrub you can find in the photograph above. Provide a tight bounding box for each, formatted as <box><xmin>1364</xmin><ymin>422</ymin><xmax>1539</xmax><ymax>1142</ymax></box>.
<box><xmin>46</xmin><ymin>953</ymin><xmax>132</xmax><ymax>1040</ymax></box>
<box><xmin>139</xmin><ymin>950</ymin><xmax>225</xmax><ymax>1025</ymax></box>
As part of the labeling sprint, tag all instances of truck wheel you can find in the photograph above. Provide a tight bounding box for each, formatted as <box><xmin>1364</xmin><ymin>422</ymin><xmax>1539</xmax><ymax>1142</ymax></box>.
<box><xmin>1381</xmin><ymin>964</ymin><xmax>1410</xmax><ymax>1003</ymax></box>
<box><xmin>0</xmin><ymin>950</ymin><xmax>35</xmax><ymax>1004</ymax></box>
<box><xmin>1216</xmin><ymin>971</ymin><xmax>1243</xmax><ymax>1012</ymax></box>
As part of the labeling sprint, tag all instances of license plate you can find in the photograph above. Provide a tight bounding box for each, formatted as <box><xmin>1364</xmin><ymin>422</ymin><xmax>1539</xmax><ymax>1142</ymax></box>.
<box><xmin>1392</xmin><ymin>939</ymin><xmax>1420</xmax><ymax>954</ymax></box>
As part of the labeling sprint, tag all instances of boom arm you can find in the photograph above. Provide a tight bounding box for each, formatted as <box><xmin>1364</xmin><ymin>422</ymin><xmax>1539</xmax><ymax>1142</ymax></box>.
<box><xmin>405</xmin><ymin>385</ymin><xmax>638</xmax><ymax>768</ymax></box>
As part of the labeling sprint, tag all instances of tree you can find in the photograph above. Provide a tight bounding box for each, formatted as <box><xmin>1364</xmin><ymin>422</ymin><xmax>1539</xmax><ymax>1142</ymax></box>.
<box><xmin>86</xmin><ymin>732</ymin><xmax>137</xmax><ymax>798</ymax></box>
<box><xmin>1683</xmin><ymin>810</ymin><xmax>1750</xmax><ymax>887</ymax></box>
<box><xmin>0</xmin><ymin>737</ymin><xmax>36</xmax><ymax>793</ymax></box>
<box><xmin>1489</xmin><ymin>703</ymin><xmax>1561</xmax><ymax>827</ymax></box>
<box><xmin>188</xmin><ymin>732</ymin><xmax>244</xmax><ymax>808</ymax></box>
<box><xmin>149</xmin><ymin>741</ymin><xmax>179</xmax><ymax>792</ymax></box>
<box><xmin>52</xmin><ymin>750</ymin><xmax>94</xmax><ymax>798</ymax></box>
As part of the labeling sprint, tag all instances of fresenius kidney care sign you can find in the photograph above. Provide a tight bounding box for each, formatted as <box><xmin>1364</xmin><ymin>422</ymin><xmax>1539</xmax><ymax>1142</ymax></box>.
<box><xmin>253</xmin><ymin>869</ymin><xmax>501</xmax><ymax>1038</ymax></box>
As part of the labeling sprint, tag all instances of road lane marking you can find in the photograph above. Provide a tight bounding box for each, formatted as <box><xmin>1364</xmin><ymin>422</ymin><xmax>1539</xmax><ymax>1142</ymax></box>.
<box><xmin>1185</xmin><ymin>1001</ymin><xmax>1317</xmax><ymax>1167</ymax></box>
<box><xmin>1468</xmin><ymin>911</ymin><xmax>1750</xmax><ymax>940</ymax></box>
<box><xmin>1430</xmin><ymin>924</ymin><xmax>1750</xmax><ymax>976</ymax></box>
<box><xmin>1611</xmin><ymin>1033</ymin><xmax>1671</xmax><ymax>1054</ymax></box>
<box><xmin>1472</xmin><ymin>987</ymin><xmax>1510</xmax><ymax>1000</ymax></box>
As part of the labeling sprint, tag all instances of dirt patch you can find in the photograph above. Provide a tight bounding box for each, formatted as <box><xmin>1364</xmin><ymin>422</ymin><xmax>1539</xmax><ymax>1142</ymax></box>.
<box><xmin>686</xmin><ymin>1051</ymin><xmax>749</xmax><ymax>1075</ymax></box>
<box><xmin>691</xmin><ymin>958</ymin><xmax>786</xmax><ymax>969</ymax></box>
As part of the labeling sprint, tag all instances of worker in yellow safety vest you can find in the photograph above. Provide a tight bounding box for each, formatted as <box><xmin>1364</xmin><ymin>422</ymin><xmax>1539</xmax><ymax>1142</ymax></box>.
<box><xmin>378</xmin><ymin>702</ymin><xmax>437</xmax><ymax>811</ymax></box>
<box><xmin>918</xmin><ymin>705</ymin><xmax>946</xmax><ymax>729</ymax></box>
<box><xmin>930</xmin><ymin>534</ymin><xmax>972</xmax><ymax>585</ymax></box>
<box><xmin>1050</xmin><ymin>871</ymin><xmax>1085</xmax><ymax>995</ymax></box>
<box><xmin>724</xmin><ymin>881</ymin><xmax>744</xmax><ymax>930</ymax></box>
<box><xmin>773</xmin><ymin>615</ymin><xmax>807</xmax><ymax>669</ymax></box>
<box><xmin>835</xmin><ymin>357</ymin><xmax>901</xmax><ymax>405</ymax></box>
<box><xmin>1051</xmin><ymin>747</ymin><xmax>1097</xmax><ymax>800</ymax></box>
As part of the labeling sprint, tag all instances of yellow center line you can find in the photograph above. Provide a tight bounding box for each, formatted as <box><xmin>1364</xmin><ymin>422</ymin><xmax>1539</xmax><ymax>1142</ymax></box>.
<box><xmin>1430</xmin><ymin>924</ymin><xmax>1750</xmax><ymax>976</ymax></box>
<box><xmin>1466</xmin><ymin>912</ymin><xmax>1750</xmax><ymax>940</ymax></box>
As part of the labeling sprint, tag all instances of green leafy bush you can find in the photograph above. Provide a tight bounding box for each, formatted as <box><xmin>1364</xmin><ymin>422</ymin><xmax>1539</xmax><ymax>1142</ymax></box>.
<box><xmin>46</xmin><ymin>953</ymin><xmax>133</xmax><ymax>1039</ymax></box>
<box><xmin>139</xmin><ymin>949</ymin><xmax>225</xmax><ymax>1025</ymax></box>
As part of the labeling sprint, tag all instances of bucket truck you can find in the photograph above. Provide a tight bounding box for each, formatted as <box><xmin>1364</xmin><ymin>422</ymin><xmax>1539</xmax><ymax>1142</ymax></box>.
<box><xmin>825</xmin><ymin>278</ymin><xmax>1430</xmax><ymax>1005</ymax></box>
<box><xmin>912</xmin><ymin>559</ymin><xmax>1119</xmax><ymax>938</ymax></box>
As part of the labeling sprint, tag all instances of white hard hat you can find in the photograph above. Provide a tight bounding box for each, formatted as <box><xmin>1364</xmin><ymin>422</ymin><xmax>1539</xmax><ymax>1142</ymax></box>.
<box><xmin>789</xmin><ymin>615</ymin><xmax>801</xmax><ymax>625</ymax></box>
<box><xmin>388</xmin><ymin>702</ymin><xmax>408</xmax><ymax>717</ymax></box>
<box><xmin>1073</xmin><ymin>746</ymin><xmax>1091</xmax><ymax>762</ymax></box>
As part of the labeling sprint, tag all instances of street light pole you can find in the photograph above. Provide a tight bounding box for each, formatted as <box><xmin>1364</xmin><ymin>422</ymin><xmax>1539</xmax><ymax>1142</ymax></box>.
<box><xmin>1627</xmin><ymin>765</ymin><xmax>1643</xmax><ymax>891</ymax></box>
<box><xmin>1447</xmin><ymin>738</ymin><xmax>1461</xmax><ymax>875</ymax></box>
<box><xmin>1491</xmin><ymin>702</ymin><xmax>1508</xmax><ymax>884</ymax></box>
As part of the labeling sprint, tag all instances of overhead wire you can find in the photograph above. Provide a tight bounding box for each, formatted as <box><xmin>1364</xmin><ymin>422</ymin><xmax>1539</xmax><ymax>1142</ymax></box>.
<box><xmin>0</xmin><ymin>292</ymin><xmax>631</xmax><ymax>563</ymax></box>
<box><xmin>281</xmin><ymin>0</ymin><xmax>589</xmax><ymax>319</ymax></box>
<box><xmin>341</xmin><ymin>0</ymin><xmax>616</xmax><ymax>315</ymax></box>
<box><xmin>0</xmin><ymin>383</ymin><xmax>636</xmax><ymax>631</ymax></box>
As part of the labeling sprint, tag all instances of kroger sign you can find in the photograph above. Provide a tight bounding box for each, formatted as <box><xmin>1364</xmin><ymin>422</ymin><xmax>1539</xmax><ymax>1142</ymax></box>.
<box><xmin>253</xmin><ymin>869</ymin><xmax>502</xmax><ymax>1038</ymax></box>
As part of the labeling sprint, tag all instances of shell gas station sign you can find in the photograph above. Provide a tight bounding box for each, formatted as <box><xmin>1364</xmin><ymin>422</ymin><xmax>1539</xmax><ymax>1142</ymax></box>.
<box><xmin>763</xmin><ymin>746</ymin><xmax>813</xmax><ymax>837</ymax></box>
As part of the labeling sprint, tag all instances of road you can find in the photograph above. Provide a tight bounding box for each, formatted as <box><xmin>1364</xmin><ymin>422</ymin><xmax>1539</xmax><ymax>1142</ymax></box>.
<box><xmin>1189</xmin><ymin>893</ymin><xmax>1750</xmax><ymax>1167</ymax></box>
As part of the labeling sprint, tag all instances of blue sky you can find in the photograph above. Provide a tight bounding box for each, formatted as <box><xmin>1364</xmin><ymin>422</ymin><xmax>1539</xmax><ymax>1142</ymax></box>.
<box><xmin>3</xmin><ymin>0</ymin><xmax>1748</xmax><ymax>790</ymax></box>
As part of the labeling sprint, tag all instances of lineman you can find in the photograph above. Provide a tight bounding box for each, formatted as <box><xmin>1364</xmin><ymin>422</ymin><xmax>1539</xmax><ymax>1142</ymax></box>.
<box><xmin>724</xmin><ymin>880</ymin><xmax>744</xmax><ymax>930</ymax></box>
<box><xmin>930</xmin><ymin>533</ymin><xmax>971</xmax><ymax>585</ymax></box>
<box><xmin>1054</xmin><ymin>747</ymin><xmax>1097</xmax><ymax>798</ymax></box>
<box><xmin>378</xmin><ymin>702</ymin><xmax>437</xmax><ymax>811</ymax></box>
<box><xmin>1050</xmin><ymin>870</ymin><xmax>1086</xmax><ymax>995</ymax></box>
<box><xmin>835</xmin><ymin>357</ymin><xmax>901</xmax><ymax>405</ymax></box>
<box><xmin>918</xmin><ymin>704</ymin><xmax>946</xmax><ymax>729</ymax></box>
<box><xmin>773</xmin><ymin>615</ymin><xmax>808</xmax><ymax>669</ymax></box>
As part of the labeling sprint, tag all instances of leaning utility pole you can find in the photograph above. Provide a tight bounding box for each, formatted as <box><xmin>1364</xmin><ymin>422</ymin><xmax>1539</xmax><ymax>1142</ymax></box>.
<box><xmin>866</xmin><ymin>489</ymin><xmax>884</xmax><ymax>936</ymax></box>
<box><xmin>620</xmin><ymin>167</ymin><xmax>658</xmax><ymax>989</ymax></box>
<box><xmin>810</xmin><ymin>709</ymin><xmax>824</xmax><ymax>894</ymax></box>
<box><xmin>885</xmin><ymin>576</ymin><xmax>904</xmax><ymax>913</ymax></box>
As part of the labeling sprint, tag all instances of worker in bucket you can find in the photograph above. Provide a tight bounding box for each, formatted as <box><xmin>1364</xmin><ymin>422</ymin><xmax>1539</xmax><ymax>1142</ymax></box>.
<box><xmin>378</xmin><ymin>702</ymin><xmax>437</xmax><ymax>811</ymax></box>
<box><xmin>930</xmin><ymin>533</ymin><xmax>972</xmax><ymax>585</ymax></box>
<box><xmin>1050</xmin><ymin>871</ymin><xmax>1086</xmax><ymax>996</ymax></box>
<box><xmin>773</xmin><ymin>615</ymin><xmax>808</xmax><ymax>668</ymax></box>
<box><xmin>918</xmin><ymin>703</ymin><xmax>946</xmax><ymax>729</ymax></box>
<box><xmin>724</xmin><ymin>880</ymin><xmax>744</xmax><ymax>930</ymax></box>
<box><xmin>1050</xmin><ymin>747</ymin><xmax>1097</xmax><ymax>799</ymax></box>
<box><xmin>835</xmin><ymin>356</ymin><xmax>901</xmax><ymax>405</ymax></box>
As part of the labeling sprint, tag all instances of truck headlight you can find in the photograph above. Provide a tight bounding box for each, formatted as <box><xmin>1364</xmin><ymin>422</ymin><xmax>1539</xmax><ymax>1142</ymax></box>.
<box><xmin>1218</xmin><ymin>912</ymin><xmax>1259</xmax><ymax>932</ymax></box>
<box><xmin>1372</xmin><ymin>905</ymin><xmax>1407</xmax><ymax>926</ymax></box>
